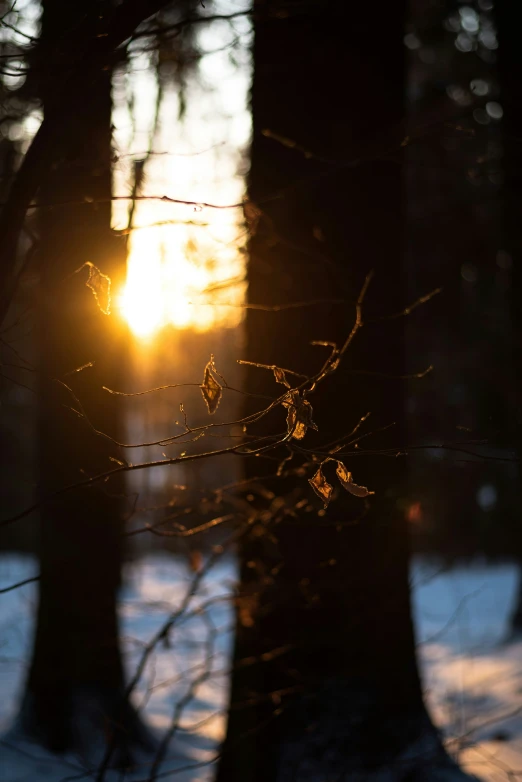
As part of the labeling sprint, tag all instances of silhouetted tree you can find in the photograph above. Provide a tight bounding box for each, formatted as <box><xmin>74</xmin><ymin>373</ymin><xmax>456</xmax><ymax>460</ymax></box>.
<box><xmin>18</xmin><ymin>0</ymin><xmax>153</xmax><ymax>759</ymax></box>
<box><xmin>217</xmin><ymin>2</ymin><xmax>475</xmax><ymax>779</ymax></box>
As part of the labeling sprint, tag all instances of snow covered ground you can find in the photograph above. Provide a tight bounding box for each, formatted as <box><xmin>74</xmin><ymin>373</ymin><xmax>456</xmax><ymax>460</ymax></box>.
<box><xmin>412</xmin><ymin>559</ymin><xmax>522</xmax><ymax>781</ymax></box>
<box><xmin>1</xmin><ymin>553</ymin><xmax>522</xmax><ymax>781</ymax></box>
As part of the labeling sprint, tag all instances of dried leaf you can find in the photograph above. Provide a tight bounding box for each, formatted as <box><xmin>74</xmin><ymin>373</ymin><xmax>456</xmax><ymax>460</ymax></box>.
<box><xmin>285</xmin><ymin>404</ymin><xmax>303</xmax><ymax>439</ymax></box>
<box><xmin>299</xmin><ymin>399</ymin><xmax>317</xmax><ymax>431</ymax></box>
<box><xmin>308</xmin><ymin>466</ymin><xmax>333</xmax><ymax>508</ymax></box>
<box><xmin>200</xmin><ymin>361</ymin><xmax>222</xmax><ymax>414</ymax></box>
<box><xmin>283</xmin><ymin>390</ymin><xmax>317</xmax><ymax>440</ymax></box>
<box><xmin>85</xmin><ymin>262</ymin><xmax>111</xmax><ymax>315</ymax></box>
<box><xmin>273</xmin><ymin>366</ymin><xmax>290</xmax><ymax>388</ymax></box>
<box><xmin>336</xmin><ymin>461</ymin><xmax>374</xmax><ymax>498</ymax></box>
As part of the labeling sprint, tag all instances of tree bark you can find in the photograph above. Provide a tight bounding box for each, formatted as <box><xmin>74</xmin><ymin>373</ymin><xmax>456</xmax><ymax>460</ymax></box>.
<box><xmin>217</xmin><ymin>3</ymin><xmax>475</xmax><ymax>780</ymax></box>
<box><xmin>17</xmin><ymin>0</ymin><xmax>153</xmax><ymax>761</ymax></box>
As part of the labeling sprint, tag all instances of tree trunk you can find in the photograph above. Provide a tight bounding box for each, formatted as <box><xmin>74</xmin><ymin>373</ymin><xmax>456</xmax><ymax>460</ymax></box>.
<box><xmin>217</xmin><ymin>3</ymin><xmax>475</xmax><ymax>780</ymax></box>
<box><xmin>18</xmin><ymin>0</ymin><xmax>153</xmax><ymax>761</ymax></box>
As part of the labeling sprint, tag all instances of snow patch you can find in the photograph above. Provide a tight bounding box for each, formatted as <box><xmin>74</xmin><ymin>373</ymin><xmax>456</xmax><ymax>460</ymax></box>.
<box><xmin>1</xmin><ymin>555</ymin><xmax>521</xmax><ymax>780</ymax></box>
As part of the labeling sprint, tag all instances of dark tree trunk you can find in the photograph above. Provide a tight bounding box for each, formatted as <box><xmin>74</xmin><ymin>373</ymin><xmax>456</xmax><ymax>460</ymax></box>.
<box><xmin>18</xmin><ymin>0</ymin><xmax>153</xmax><ymax>761</ymax></box>
<box><xmin>495</xmin><ymin>0</ymin><xmax>522</xmax><ymax>639</ymax></box>
<box><xmin>217</xmin><ymin>3</ymin><xmax>475</xmax><ymax>780</ymax></box>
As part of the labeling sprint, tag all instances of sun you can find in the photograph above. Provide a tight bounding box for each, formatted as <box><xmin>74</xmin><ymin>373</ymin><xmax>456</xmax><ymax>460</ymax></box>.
<box><xmin>118</xmin><ymin>214</ymin><xmax>245</xmax><ymax>339</ymax></box>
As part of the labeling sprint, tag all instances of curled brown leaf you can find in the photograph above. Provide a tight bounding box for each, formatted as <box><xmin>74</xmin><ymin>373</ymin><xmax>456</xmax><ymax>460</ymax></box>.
<box><xmin>336</xmin><ymin>461</ymin><xmax>374</xmax><ymax>498</ymax></box>
<box><xmin>273</xmin><ymin>366</ymin><xmax>290</xmax><ymax>388</ymax></box>
<box><xmin>200</xmin><ymin>361</ymin><xmax>222</xmax><ymax>414</ymax></box>
<box><xmin>283</xmin><ymin>390</ymin><xmax>317</xmax><ymax>440</ymax></box>
<box><xmin>308</xmin><ymin>466</ymin><xmax>333</xmax><ymax>508</ymax></box>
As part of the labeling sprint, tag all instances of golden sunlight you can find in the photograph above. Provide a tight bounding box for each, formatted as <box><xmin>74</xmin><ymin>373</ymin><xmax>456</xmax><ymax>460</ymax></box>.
<box><xmin>112</xmin><ymin>11</ymin><xmax>251</xmax><ymax>341</ymax></box>
<box><xmin>118</xmin><ymin>212</ymin><xmax>245</xmax><ymax>339</ymax></box>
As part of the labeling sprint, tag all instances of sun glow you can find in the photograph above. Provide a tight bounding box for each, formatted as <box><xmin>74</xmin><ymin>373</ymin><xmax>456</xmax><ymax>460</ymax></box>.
<box><xmin>112</xmin><ymin>4</ymin><xmax>251</xmax><ymax>340</ymax></box>
<box><xmin>118</xmin><ymin>211</ymin><xmax>245</xmax><ymax>339</ymax></box>
<box><xmin>114</xmin><ymin>149</ymin><xmax>248</xmax><ymax>341</ymax></box>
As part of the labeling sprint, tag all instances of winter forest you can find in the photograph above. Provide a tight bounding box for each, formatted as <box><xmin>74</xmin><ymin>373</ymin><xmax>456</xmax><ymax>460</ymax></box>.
<box><xmin>0</xmin><ymin>0</ymin><xmax>521</xmax><ymax>780</ymax></box>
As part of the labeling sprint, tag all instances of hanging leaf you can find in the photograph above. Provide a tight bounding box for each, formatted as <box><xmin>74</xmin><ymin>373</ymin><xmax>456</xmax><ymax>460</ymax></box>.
<box><xmin>336</xmin><ymin>461</ymin><xmax>374</xmax><ymax>498</ymax></box>
<box><xmin>85</xmin><ymin>262</ymin><xmax>111</xmax><ymax>315</ymax></box>
<box><xmin>200</xmin><ymin>360</ymin><xmax>222</xmax><ymax>414</ymax></box>
<box><xmin>283</xmin><ymin>390</ymin><xmax>317</xmax><ymax>440</ymax></box>
<box><xmin>309</xmin><ymin>466</ymin><xmax>333</xmax><ymax>508</ymax></box>
<box><xmin>273</xmin><ymin>366</ymin><xmax>290</xmax><ymax>388</ymax></box>
<box><xmin>299</xmin><ymin>399</ymin><xmax>317</xmax><ymax>431</ymax></box>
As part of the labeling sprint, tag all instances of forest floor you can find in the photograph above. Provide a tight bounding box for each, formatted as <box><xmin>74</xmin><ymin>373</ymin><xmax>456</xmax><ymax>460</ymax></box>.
<box><xmin>1</xmin><ymin>553</ymin><xmax>521</xmax><ymax>782</ymax></box>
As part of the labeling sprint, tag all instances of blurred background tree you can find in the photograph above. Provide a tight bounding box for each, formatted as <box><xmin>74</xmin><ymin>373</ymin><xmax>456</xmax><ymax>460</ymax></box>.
<box><xmin>17</xmin><ymin>0</ymin><xmax>147</xmax><ymax>757</ymax></box>
<box><xmin>403</xmin><ymin>0</ymin><xmax>519</xmax><ymax>560</ymax></box>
